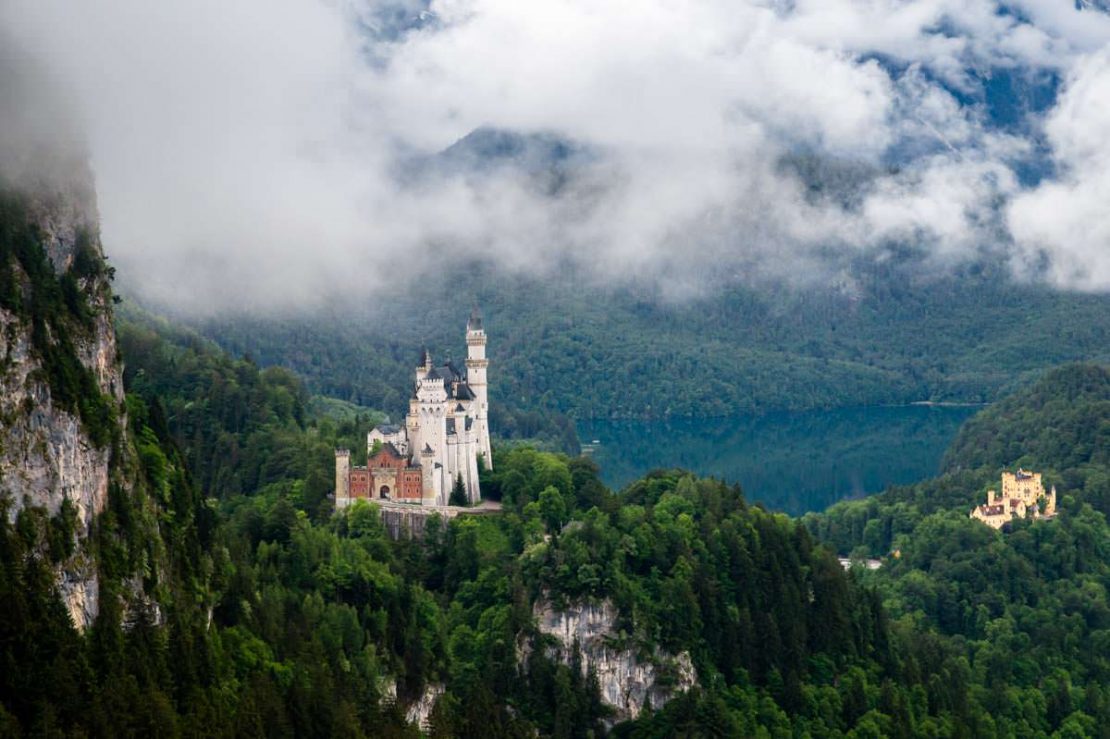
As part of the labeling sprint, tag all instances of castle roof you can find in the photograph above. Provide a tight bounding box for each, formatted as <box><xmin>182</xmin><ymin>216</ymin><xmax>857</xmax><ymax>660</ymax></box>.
<box><xmin>421</xmin><ymin>363</ymin><xmax>459</xmax><ymax>382</ymax></box>
<box><xmin>468</xmin><ymin>305</ymin><xmax>482</xmax><ymax>331</ymax></box>
<box><xmin>415</xmin><ymin>360</ymin><xmax>476</xmax><ymax>401</ymax></box>
<box><xmin>370</xmin><ymin>442</ymin><xmax>403</xmax><ymax>459</ymax></box>
<box><xmin>374</xmin><ymin>424</ymin><xmax>402</xmax><ymax>435</ymax></box>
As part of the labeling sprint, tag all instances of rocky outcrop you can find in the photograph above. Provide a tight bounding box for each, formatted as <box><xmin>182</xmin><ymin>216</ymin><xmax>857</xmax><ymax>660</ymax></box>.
<box><xmin>382</xmin><ymin>679</ymin><xmax>444</xmax><ymax>732</ymax></box>
<box><xmin>0</xmin><ymin>181</ymin><xmax>126</xmax><ymax>630</ymax></box>
<box><xmin>531</xmin><ymin>598</ymin><xmax>696</xmax><ymax>724</ymax></box>
<box><xmin>0</xmin><ymin>308</ymin><xmax>117</xmax><ymax>526</ymax></box>
<box><xmin>404</xmin><ymin>682</ymin><xmax>444</xmax><ymax>731</ymax></box>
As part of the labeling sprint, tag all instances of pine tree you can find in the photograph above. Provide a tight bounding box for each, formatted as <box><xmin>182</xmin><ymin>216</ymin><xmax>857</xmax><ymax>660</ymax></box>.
<box><xmin>450</xmin><ymin>473</ymin><xmax>468</xmax><ymax>507</ymax></box>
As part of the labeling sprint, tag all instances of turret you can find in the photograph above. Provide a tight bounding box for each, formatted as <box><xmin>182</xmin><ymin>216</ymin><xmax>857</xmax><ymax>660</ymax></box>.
<box><xmin>335</xmin><ymin>448</ymin><xmax>351</xmax><ymax>509</ymax></box>
<box><xmin>466</xmin><ymin>307</ymin><xmax>486</xmax><ymax>362</ymax></box>
<box><xmin>420</xmin><ymin>444</ymin><xmax>438</xmax><ymax>504</ymax></box>
<box><xmin>415</xmin><ymin>346</ymin><xmax>433</xmax><ymax>386</ymax></box>
<box><xmin>465</xmin><ymin>306</ymin><xmax>492</xmax><ymax>469</ymax></box>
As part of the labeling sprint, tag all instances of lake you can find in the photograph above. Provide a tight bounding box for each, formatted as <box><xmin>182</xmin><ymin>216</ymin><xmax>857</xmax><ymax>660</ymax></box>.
<box><xmin>577</xmin><ymin>405</ymin><xmax>978</xmax><ymax>515</ymax></box>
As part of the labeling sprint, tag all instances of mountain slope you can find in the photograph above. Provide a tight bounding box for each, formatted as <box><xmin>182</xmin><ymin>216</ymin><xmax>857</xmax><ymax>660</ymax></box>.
<box><xmin>184</xmin><ymin>261</ymin><xmax>1110</xmax><ymax>422</ymax></box>
<box><xmin>943</xmin><ymin>363</ymin><xmax>1110</xmax><ymax>475</ymax></box>
<box><xmin>803</xmin><ymin>363</ymin><xmax>1110</xmax><ymax>735</ymax></box>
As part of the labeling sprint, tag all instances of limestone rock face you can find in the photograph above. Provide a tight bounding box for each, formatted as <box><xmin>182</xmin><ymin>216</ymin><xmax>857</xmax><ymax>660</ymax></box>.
<box><xmin>404</xmin><ymin>683</ymin><xmax>444</xmax><ymax>731</ymax></box>
<box><xmin>384</xmin><ymin>679</ymin><xmax>443</xmax><ymax>731</ymax></box>
<box><xmin>0</xmin><ymin>183</ymin><xmax>125</xmax><ymax>630</ymax></box>
<box><xmin>532</xmin><ymin>598</ymin><xmax>696</xmax><ymax>724</ymax></box>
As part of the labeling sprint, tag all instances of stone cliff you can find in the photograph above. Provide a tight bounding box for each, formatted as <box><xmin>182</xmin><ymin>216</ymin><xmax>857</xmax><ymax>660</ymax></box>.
<box><xmin>0</xmin><ymin>174</ymin><xmax>128</xmax><ymax>630</ymax></box>
<box><xmin>530</xmin><ymin>597</ymin><xmax>697</xmax><ymax>724</ymax></box>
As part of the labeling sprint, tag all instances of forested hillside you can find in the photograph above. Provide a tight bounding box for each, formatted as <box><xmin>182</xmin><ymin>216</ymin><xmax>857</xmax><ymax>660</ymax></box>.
<box><xmin>181</xmin><ymin>261</ymin><xmax>1110</xmax><ymax>420</ymax></box>
<box><xmin>805</xmin><ymin>364</ymin><xmax>1110</xmax><ymax>736</ymax></box>
<box><xmin>6</xmin><ymin>179</ymin><xmax>1110</xmax><ymax>735</ymax></box>
<box><xmin>4</xmin><ymin>302</ymin><xmax>902</xmax><ymax>735</ymax></box>
<box><xmin>0</xmin><ymin>187</ymin><xmax>218</xmax><ymax>733</ymax></box>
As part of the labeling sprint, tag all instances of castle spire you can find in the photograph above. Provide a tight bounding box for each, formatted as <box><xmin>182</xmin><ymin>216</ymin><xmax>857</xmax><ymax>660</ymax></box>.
<box><xmin>467</xmin><ymin>304</ymin><xmax>482</xmax><ymax>331</ymax></box>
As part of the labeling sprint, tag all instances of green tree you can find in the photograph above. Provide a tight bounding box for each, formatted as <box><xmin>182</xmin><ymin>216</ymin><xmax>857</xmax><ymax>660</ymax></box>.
<box><xmin>450</xmin><ymin>473</ymin><xmax>469</xmax><ymax>507</ymax></box>
<box><xmin>538</xmin><ymin>486</ymin><xmax>568</xmax><ymax>533</ymax></box>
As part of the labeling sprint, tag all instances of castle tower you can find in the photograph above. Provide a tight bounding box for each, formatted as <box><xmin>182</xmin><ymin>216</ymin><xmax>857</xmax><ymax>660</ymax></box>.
<box><xmin>414</xmin><ymin>367</ymin><xmax>448</xmax><ymax>502</ymax></box>
<box><xmin>406</xmin><ymin>396</ymin><xmax>421</xmax><ymax>459</ymax></box>
<box><xmin>465</xmin><ymin>306</ymin><xmax>492</xmax><ymax>469</ymax></box>
<box><xmin>420</xmin><ymin>444</ymin><xmax>437</xmax><ymax>504</ymax></box>
<box><xmin>335</xmin><ymin>449</ymin><xmax>351</xmax><ymax>509</ymax></box>
<box><xmin>420</xmin><ymin>346</ymin><xmax>432</xmax><ymax>374</ymax></box>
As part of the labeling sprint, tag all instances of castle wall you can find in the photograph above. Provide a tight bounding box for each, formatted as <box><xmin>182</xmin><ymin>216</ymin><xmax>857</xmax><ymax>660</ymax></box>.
<box><xmin>350</xmin><ymin>468</ymin><xmax>370</xmax><ymax>499</ymax></box>
<box><xmin>467</xmin><ymin>438</ymin><xmax>481</xmax><ymax>504</ymax></box>
<box><xmin>1001</xmin><ymin>470</ymin><xmax>1044</xmax><ymax>504</ymax></box>
<box><xmin>399</xmin><ymin>469</ymin><xmax>423</xmax><ymax>500</ymax></box>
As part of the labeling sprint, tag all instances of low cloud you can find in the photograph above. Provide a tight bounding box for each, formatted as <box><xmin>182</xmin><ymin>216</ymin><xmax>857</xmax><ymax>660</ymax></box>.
<box><xmin>1009</xmin><ymin>49</ymin><xmax>1110</xmax><ymax>289</ymax></box>
<box><xmin>1</xmin><ymin>0</ymin><xmax>1109</xmax><ymax>312</ymax></box>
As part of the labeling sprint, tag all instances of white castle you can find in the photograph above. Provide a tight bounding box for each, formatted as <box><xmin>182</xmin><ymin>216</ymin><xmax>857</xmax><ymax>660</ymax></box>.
<box><xmin>335</xmin><ymin>309</ymin><xmax>491</xmax><ymax>508</ymax></box>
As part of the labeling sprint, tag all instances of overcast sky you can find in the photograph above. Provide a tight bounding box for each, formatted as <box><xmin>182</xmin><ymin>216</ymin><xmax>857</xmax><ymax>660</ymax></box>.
<box><xmin>2</xmin><ymin>0</ymin><xmax>1110</xmax><ymax>312</ymax></box>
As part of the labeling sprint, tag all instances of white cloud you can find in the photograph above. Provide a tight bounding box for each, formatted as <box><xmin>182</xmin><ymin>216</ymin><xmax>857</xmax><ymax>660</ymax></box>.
<box><xmin>1</xmin><ymin>0</ymin><xmax>1108</xmax><ymax>312</ymax></box>
<box><xmin>1009</xmin><ymin>48</ymin><xmax>1110</xmax><ymax>289</ymax></box>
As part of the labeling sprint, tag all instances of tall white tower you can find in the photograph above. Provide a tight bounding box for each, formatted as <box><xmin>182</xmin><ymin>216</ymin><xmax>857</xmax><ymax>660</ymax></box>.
<box><xmin>415</xmin><ymin>370</ymin><xmax>448</xmax><ymax>502</ymax></box>
<box><xmin>465</xmin><ymin>306</ymin><xmax>492</xmax><ymax>469</ymax></box>
<box><xmin>406</xmin><ymin>347</ymin><xmax>431</xmax><ymax>455</ymax></box>
<box><xmin>334</xmin><ymin>448</ymin><xmax>351</xmax><ymax>509</ymax></box>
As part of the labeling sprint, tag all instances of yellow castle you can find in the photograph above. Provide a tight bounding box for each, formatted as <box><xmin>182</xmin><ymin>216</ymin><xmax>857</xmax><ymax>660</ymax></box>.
<box><xmin>970</xmin><ymin>469</ymin><xmax>1056</xmax><ymax>529</ymax></box>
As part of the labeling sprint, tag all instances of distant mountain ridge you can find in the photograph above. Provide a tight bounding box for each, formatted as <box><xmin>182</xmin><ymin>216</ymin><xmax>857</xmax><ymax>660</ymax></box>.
<box><xmin>181</xmin><ymin>259</ymin><xmax>1110</xmax><ymax>423</ymax></box>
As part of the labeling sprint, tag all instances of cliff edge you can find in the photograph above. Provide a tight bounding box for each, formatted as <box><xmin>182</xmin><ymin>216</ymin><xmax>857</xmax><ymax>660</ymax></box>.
<box><xmin>0</xmin><ymin>171</ymin><xmax>128</xmax><ymax>630</ymax></box>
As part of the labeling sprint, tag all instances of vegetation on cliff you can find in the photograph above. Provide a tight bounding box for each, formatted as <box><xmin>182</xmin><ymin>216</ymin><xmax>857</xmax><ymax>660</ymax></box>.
<box><xmin>0</xmin><ymin>191</ymin><xmax>118</xmax><ymax>447</ymax></box>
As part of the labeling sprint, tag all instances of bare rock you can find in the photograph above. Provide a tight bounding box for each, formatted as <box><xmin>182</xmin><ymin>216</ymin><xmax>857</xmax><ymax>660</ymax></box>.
<box><xmin>531</xmin><ymin>598</ymin><xmax>696</xmax><ymax>724</ymax></box>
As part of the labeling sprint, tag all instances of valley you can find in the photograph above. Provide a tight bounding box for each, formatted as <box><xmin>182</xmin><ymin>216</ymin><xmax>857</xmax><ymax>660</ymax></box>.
<box><xmin>6</xmin><ymin>1</ymin><xmax>1110</xmax><ymax>733</ymax></box>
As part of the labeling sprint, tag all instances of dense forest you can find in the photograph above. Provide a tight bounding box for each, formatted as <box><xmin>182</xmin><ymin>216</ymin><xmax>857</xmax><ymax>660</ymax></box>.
<box><xmin>4</xmin><ymin>306</ymin><xmax>893</xmax><ymax>735</ymax></box>
<box><xmin>804</xmin><ymin>364</ymin><xmax>1110</xmax><ymax>736</ymax></box>
<box><xmin>178</xmin><ymin>260</ymin><xmax>1110</xmax><ymax>421</ymax></box>
<box><xmin>10</xmin><ymin>288</ymin><xmax>1110</xmax><ymax>736</ymax></box>
<box><xmin>5</xmin><ymin>186</ymin><xmax>1110</xmax><ymax>734</ymax></box>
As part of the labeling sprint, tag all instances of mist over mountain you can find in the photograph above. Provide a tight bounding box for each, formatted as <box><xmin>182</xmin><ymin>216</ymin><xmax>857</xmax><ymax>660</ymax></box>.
<box><xmin>4</xmin><ymin>0</ymin><xmax>1110</xmax><ymax>315</ymax></box>
<box><xmin>8</xmin><ymin>3</ymin><xmax>1110</xmax><ymax>734</ymax></box>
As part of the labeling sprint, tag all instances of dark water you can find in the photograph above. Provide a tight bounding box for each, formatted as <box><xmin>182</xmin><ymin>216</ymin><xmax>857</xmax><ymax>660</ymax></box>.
<box><xmin>578</xmin><ymin>405</ymin><xmax>978</xmax><ymax>515</ymax></box>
